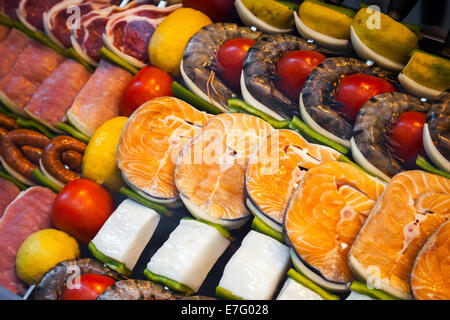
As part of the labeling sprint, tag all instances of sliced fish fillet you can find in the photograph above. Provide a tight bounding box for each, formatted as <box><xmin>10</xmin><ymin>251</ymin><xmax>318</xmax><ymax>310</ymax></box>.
<box><xmin>410</xmin><ymin>221</ymin><xmax>450</xmax><ymax>300</ymax></box>
<box><xmin>349</xmin><ymin>170</ymin><xmax>450</xmax><ymax>299</ymax></box>
<box><xmin>175</xmin><ymin>113</ymin><xmax>274</xmax><ymax>227</ymax></box>
<box><xmin>117</xmin><ymin>97</ymin><xmax>210</xmax><ymax>203</ymax></box>
<box><xmin>285</xmin><ymin>161</ymin><xmax>386</xmax><ymax>285</ymax></box>
<box><xmin>246</xmin><ymin>129</ymin><xmax>340</xmax><ymax>225</ymax></box>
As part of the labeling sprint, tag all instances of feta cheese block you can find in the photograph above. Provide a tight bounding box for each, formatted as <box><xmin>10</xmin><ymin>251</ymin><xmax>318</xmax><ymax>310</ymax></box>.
<box><xmin>217</xmin><ymin>230</ymin><xmax>290</xmax><ymax>300</ymax></box>
<box><xmin>146</xmin><ymin>219</ymin><xmax>230</xmax><ymax>293</ymax></box>
<box><xmin>91</xmin><ymin>199</ymin><xmax>160</xmax><ymax>272</ymax></box>
<box><xmin>276</xmin><ymin>278</ymin><xmax>323</xmax><ymax>300</ymax></box>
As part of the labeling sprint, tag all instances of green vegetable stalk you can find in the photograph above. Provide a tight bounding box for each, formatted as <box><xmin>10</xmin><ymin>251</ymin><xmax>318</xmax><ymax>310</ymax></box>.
<box><xmin>416</xmin><ymin>156</ymin><xmax>450</xmax><ymax>179</ymax></box>
<box><xmin>88</xmin><ymin>242</ymin><xmax>132</xmax><ymax>276</ymax></box>
<box><xmin>172</xmin><ymin>81</ymin><xmax>223</xmax><ymax>115</ymax></box>
<box><xmin>99</xmin><ymin>47</ymin><xmax>139</xmax><ymax>75</ymax></box>
<box><xmin>31</xmin><ymin>169</ymin><xmax>63</xmax><ymax>193</ymax></box>
<box><xmin>56</xmin><ymin>122</ymin><xmax>90</xmax><ymax>144</ymax></box>
<box><xmin>287</xmin><ymin>268</ymin><xmax>340</xmax><ymax>300</ymax></box>
<box><xmin>182</xmin><ymin>217</ymin><xmax>230</xmax><ymax>238</ymax></box>
<box><xmin>119</xmin><ymin>186</ymin><xmax>172</xmax><ymax>217</ymax></box>
<box><xmin>251</xmin><ymin>216</ymin><xmax>284</xmax><ymax>243</ymax></box>
<box><xmin>144</xmin><ymin>268</ymin><xmax>194</xmax><ymax>296</ymax></box>
<box><xmin>0</xmin><ymin>168</ymin><xmax>26</xmax><ymax>190</ymax></box>
<box><xmin>289</xmin><ymin>116</ymin><xmax>349</xmax><ymax>155</ymax></box>
<box><xmin>215</xmin><ymin>286</ymin><xmax>244</xmax><ymax>300</ymax></box>
<box><xmin>349</xmin><ymin>280</ymin><xmax>399</xmax><ymax>300</ymax></box>
<box><xmin>16</xmin><ymin>117</ymin><xmax>55</xmax><ymax>139</ymax></box>
<box><xmin>227</xmin><ymin>99</ymin><xmax>291</xmax><ymax>129</ymax></box>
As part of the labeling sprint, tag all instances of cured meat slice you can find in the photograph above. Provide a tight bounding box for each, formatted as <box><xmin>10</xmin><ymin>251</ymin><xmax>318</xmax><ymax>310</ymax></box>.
<box><xmin>0</xmin><ymin>178</ymin><xmax>20</xmax><ymax>218</ymax></box>
<box><xmin>0</xmin><ymin>29</ymin><xmax>30</xmax><ymax>79</ymax></box>
<box><xmin>349</xmin><ymin>170</ymin><xmax>450</xmax><ymax>299</ymax></box>
<box><xmin>411</xmin><ymin>221</ymin><xmax>450</xmax><ymax>300</ymax></box>
<box><xmin>103</xmin><ymin>4</ymin><xmax>181</xmax><ymax>68</ymax></box>
<box><xmin>71</xmin><ymin>2</ymin><xmax>136</xmax><ymax>66</ymax></box>
<box><xmin>0</xmin><ymin>40</ymin><xmax>65</xmax><ymax>116</ymax></box>
<box><xmin>284</xmin><ymin>161</ymin><xmax>386</xmax><ymax>291</ymax></box>
<box><xmin>0</xmin><ymin>0</ymin><xmax>19</xmax><ymax>20</ymax></box>
<box><xmin>117</xmin><ymin>97</ymin><xmax>210</xmax><ymax>206</ymax></box>
<box><xmin>0</xmin><ymin>186</ymin><xmax>56</xmax><ymax>296</ymax></box>
<box><xmin>44</xmin><ymin>0</ymin><xmax>121</xmax><ymax>49</ymax></box>
<box><xmin>0</xmin><ymin>24</ymin><xmax>9</xmax><ymax>42</ymax></box>
<box><xmin>17</xmin><ymin>0</ymin><xmax>63</xmax><ymax>32</ymax></box>
<box><xmin>24</xmin><ymin>59</ymin><xmax>90</xmax><ymax>130</ymax></box>
<box><xmin>66</xmin><ymin>59</ymin><xmax>133</xmax><ymax>137</ymax></box>
<box><xmin>175</xmin><ymin>113</ymin><xmax>274</xmax><ymax>229</ymax></box>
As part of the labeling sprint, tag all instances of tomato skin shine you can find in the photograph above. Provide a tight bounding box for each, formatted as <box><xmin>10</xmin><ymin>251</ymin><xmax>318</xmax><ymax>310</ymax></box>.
<box><xmin>217</xmin><ymin>38</ymin><xmax>256</xmax><ymax>91</ymax></box>
<box><xmin>61</xmin><ymin>274</ymin><xmax>117</xmax><ymax>300</ymax></box>
<box><xmin>119</xmin><ymin>66</ymin><xmax>173</xmax><ymax>117</ymax></box>
<box><xmin>275</xmin><ymin>50</ymin><xmax>326</xmax><ymax>102</ymax></box>
<box><xmin>52</xmin><ymin>179</ymin><xmax>115</xmax><ymax>244</ymax></box>
<box><xmin>389</xmin><ymin>111</ymin><xmax>427</xmax><ymax>168</ymax></box>
<box><xmin>335</xmin><ymin>73</ymin><xmax>397</xmax><ymax>123</ymax></box>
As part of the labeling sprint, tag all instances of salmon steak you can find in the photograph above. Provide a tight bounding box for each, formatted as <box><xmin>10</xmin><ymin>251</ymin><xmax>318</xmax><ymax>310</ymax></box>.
<box><xmin>410</xmin><ymin>221</ymin><xmax>450</xmax><ymax>300</ymax></box>
<box><xmin>349</xmin><ymin>170</ymin><xmax>450</xmax><ymax>299</ymax></box>
<box><xmin>117</xmin><ymin>97</ymin><xmax>210</xmax><ymax>206</ymax></box>
<box><xmin>285</xmin><ymin>161</ymin><xmax>386</xmax><ymax>291</ymax></box>
<box><xmin>246</xmin><ymin>129</ymin><xmax>341</xmax><ymax>230</ymax></box>
<box><xmin>175</xmin><ymin>113</ymin><xmax>274</xmax><ymax>229</ymax></box>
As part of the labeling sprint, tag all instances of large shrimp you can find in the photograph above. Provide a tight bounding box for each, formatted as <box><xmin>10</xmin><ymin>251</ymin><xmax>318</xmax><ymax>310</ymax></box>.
<box><xmin>34</xmin><ymin>258</ymin><xmax>125</xmax><ymax>300</ymax></box>
<box><xmin>242</xmin><ymin>34</ymin><xmax>340</xmax><ymax>120</ymax></box>
<box><xmin>423</xmin><ymin>91</ymin><xmax>450</xmax><ymax>172</ymax></box>
<box><xmin>97</xmin><ymin>280</ymin><xmax>216</xmax><ymax>300</ymax></box>
<box><xmin>351</xmin><ymin>92</ymin><xmax>430</xmax><ymax>181</ymax></box>
<box><xmin>182</xmin><ymin>23</ymin><xmax>262</xmax><ymax>111</ymax></box>
<box><xmin>300</xmin><ymin>57</ymin><xmax>396</xmax><ymax>147</ymax></box>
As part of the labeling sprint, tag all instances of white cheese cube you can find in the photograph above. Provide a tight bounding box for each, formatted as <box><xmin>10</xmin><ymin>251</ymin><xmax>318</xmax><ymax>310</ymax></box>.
<box><xmin>147</xmin><ymin>219</ymin><xmax>230</xmax><ymax>292</ymax></box>
<box><xmin>218</xmin><ymin>230</ymin><xmax>290</xmax><ymax>300</ymax></box>
<box><xmin>276</xmin><ymin>278</ymin><xmax>323</xmax><ymax>300</ymax></box>
<box><xmin>91</xmin><ymin>199</ymin><xmax>160</xmax><ymax>271</ymax></box>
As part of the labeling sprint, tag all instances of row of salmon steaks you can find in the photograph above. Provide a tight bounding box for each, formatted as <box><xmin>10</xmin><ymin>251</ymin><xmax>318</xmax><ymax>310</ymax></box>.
<box><xmin>0</xmin><ymin>1</ymin><xmax>448</xmax><ymax>301</ymax></box>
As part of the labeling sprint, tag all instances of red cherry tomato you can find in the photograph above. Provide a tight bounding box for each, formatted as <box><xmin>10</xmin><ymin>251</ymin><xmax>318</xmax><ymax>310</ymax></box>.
<box><xmin>61</xmin><ymin>274</ymin><xmax>116</xmax><ymax>300</ymax></box>
<box><xmin>335</xmin><ymin>73</ymin><xmax>396</xmax><ymax>123</ymax></box>
<box><xmin>183</xmin><ymin>0</ymin><xmax>237</xmax><ymax>22</ymax></box>
<box><xmin>217</xmin><ymin>38</ymin><xmax>256</xmax><ymax>91</ymax></box>
<box><xmin>119</xmin><ymin>66</ymin><xmax>173</xmax><ymax>117</ymax></box>
<box><xmin>389</xmin><ymin>111</ymin><xmax>427</xmax><ymax>169</ymax></box>
<box><xmin>52</xmin><ymin>179</ymin><xmax>115</xmax><ymax>244</ymax></box>
<box><xmin>275</xmin><ymin>50</ymin><xmax>326</xmax><ymax>102</ymax></box>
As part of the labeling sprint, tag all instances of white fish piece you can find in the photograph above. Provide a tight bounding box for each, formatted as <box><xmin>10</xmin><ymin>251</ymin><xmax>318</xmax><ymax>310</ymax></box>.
<box><xmin>91</xmin><ymin>199</ymin><xmax>160</xmax><ymax>271</ymax></box>
<box><xmin>218</xmin><ymin>230</ymin><xmax>290</xmax><ymax>300</ymax></box>
<box><xmin>146</xmin><ymin>219</ymin><xmax>230</xmax><ymax>293</ymax></box>
<box><xmin>276</xmin><ymin>278</ymin><xmax>323</xmax><ymax>300</ymax></box>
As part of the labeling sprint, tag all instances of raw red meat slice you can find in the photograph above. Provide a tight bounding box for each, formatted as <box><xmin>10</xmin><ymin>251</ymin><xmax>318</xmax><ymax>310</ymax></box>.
<box><xmin>103</xmin><ymin>3</ymin><xmax>181</xmax><ymax>68</ymax></box>
<box><xmin>17</xmin><ymin>0</ymin><xmax>63</xmax><ymax>32</ymax></box>
<box><xmin>71</xmin><ymin>2</ymin><xmax>136</xmax><ymax>66</ymax></box>
<box><xmin>44</xmin><ymin>0</ymin><xmax>121</xmax><ymax>48</ymax></box>
<box><xmin>0</xmin><ymin>40</ymin><xmax>65</xmax><ymax>116</ymax></box>
<box><xmin>66</xmin><ymin>59</ymin><xmax>133</xmax><ymax>137</ymax></box>
<box><xmin>0</xmin><ymin>29</ymin><xmax>31</xmax><ymax>79</ymax></box>
<box><xmin>0</xmin><ymin>186</ymin><xmax>56</xmax><ymax>296</ymax></box>
<box><xmin>24</xmin><ymin>59</ymin><xmax>90</xmax><ymax>130</ymax></box>
<box><xmin>0</xmin><ymin>178</ymin><xmax>20</xmax><ymax>218</ymax></box>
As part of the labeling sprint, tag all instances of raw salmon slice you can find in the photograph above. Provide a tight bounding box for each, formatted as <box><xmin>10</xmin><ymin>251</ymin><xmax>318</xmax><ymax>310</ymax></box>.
<box><xmin>175</xmin><ymin>113</ymin><xmax>274</xmax><ymax>229</ymax></box>
<box><xmin>246</xmin><ymin>129</ymin><xmax>341</xmax><ymax>228</ymax></box>
<box><xmin>410</xmin><ymin>221</ymin><xmax>450</xmax><ymax>300</ymax></box>
<box><xmin>117</xmin><ymin>97</ymin><xmax>210</xmax><ymax>206</ymax></box>
<box><xmin>349</xmin><ymin>170</ymin><xmax>450</xmax><ymax>299</ymax></box>
<box><xmin>285</xmin><ymin>161</ymin><xmax>386</xmax><ymax>291</ymax></box>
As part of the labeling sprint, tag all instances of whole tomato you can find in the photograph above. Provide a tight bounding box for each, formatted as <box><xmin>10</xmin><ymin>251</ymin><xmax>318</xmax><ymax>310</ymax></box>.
<box><xmin>52</xmin><ymin>179</ymin><xmax>115</xmax><ymax>243</ymax></box>
<box><xmin>119</xmin><ymin>66</ymin><xmax>173</xmax><ymax>117</ymax></box>
<box><xmin>275</xmin><ymin>50</ymin><xmax>326</xmax><ymax>102</ymax></box>
<box><xmin>217</xmin><ymin>38</ymin><xmax>256</xmax><ymax>91</ymax></box>
<box><xmin>183</xmin><ymin>0</ymin><xmax>237</xmax><ymax>22</ymax></box>
<box><xmin>389</xmin><ymin>111</ymin><xmax>427</xmax><ymax>168</ymax></box>
<box><xmin>61</xmin><ymin>274</ymin><xmax>116</xmax><ymax>300</ymax></box>
<box><xmin>335</xmin><ymin>73</ymin><xmax>396</xmax><ymax>123</ymax></box>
